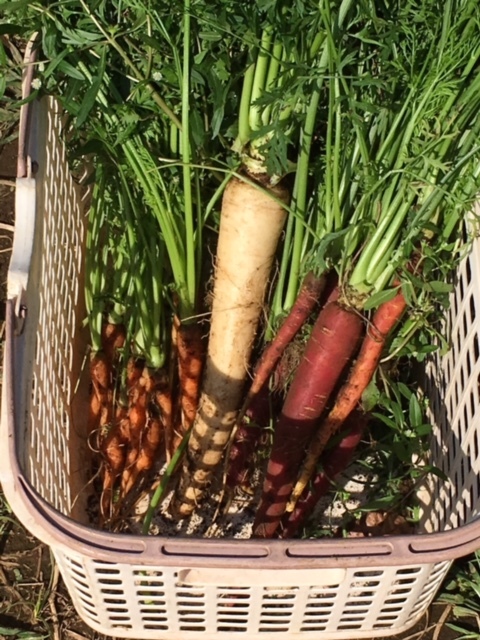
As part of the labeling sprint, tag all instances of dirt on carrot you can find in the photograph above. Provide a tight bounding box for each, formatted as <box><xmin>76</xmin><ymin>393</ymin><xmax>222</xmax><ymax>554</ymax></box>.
<box><xmin>172</xmin><ymin>176</ymin><xmax>289</xmax><ymax>518</ymax></box>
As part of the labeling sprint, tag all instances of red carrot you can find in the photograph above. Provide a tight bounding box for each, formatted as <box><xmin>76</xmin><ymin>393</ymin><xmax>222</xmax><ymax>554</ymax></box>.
<box><xmin>239</xmin><ymin>272</ymin><xmax>326</xmax><ymax>419</ymax></box>
<box><xmin>281</xmin><ymin>411</ymin><xmax>368</xmax><ymax>538</ymax></box>
<box><xmin>226</xmin><ymin>381</ymin><xmax>273</xmax><ymax>489</ymax></box>
<box><xmin>288</xmin><ymin>290</ymin><xmax>407</xmax><ymax>510</ymax></box>
<box><xmin>252</xmin><ymin>298</ymin><xmax>363</xmax><ymax>538</ymax></box>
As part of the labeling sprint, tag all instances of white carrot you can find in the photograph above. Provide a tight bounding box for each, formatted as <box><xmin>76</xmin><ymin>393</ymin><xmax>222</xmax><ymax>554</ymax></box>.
<box><xmin>172</xmin><ymin>176</ymin><xmax>288</xmax><ymax>516</ymax></box>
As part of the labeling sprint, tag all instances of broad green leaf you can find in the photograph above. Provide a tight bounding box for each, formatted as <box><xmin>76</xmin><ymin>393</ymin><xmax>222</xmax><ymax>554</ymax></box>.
<box><xmin>392</xmin><ymin>440</ymin><xmax>411</xmax><ymax>462</ymax></box>
<box><xmin>415</xmin><ymin>423</ymin><xmax>432</xmax><ymax>436</ymax></box>
<box><xmin>427</xmin><ymin>280</ymin><xmax>453</xmax><ymax>294</ymax></box>
<box><xmin>362</xmin><ymin>379</ymin><xmax>380</xmax><ymax>412</ymax></box>
<box><xmin>0</xmin><ymin>39</ymin><xmax>7</xmax><ymax>67</ymax></box>
<box><xmin>363</xmin><ymin>287</ymin><xmax>399</xmax><ymax>311</ymax></box>
<box><xmin>76</xmin><ymin>48</ymin><xmax>107</xmax><ymax>127</ymax></box>
<box><xmin>396</xmin><ymin>381</ymin><xmax>413</xmax><ymax>400</ymax></box>
<box><xmin>57</xmin><ymin>59</ymin><xmax>85</xmax><ymax>81</ymax></box>
<box><xmin>211</xmin><ymin>105</ymin><xmax>225</xmax><ymax>138</ymax></box>
<box><xmin>408</xmin><ymin>393</ymin><xmax>423</xmax><ymax>428</ymax></box>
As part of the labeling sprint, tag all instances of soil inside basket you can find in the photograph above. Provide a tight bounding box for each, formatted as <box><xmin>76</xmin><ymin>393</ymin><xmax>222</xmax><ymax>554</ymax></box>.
<box><xmin>94</xmin><ymin>421</ymin><xmax>415</xmax><ymax>540</ymax></box>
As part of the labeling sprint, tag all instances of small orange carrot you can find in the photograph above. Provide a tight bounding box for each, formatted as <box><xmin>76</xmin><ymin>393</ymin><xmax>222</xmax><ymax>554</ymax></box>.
<box><xmin>100</xmin><ymin>416</ymin><xmax>129</xmax><ymax>520</ymax></box>
<box><xmin>128</xmin><ymin>417</ymin><xmax>164</xmax><ymax>491</ymax></box>
<box><xmin>153</xmin><ymin>371</ymin><xmax>173</xmax><ymax>461</ymax></box>
<box><xmin>121</xmin><ymin>385</ymin><xmax>148</xmax><ymax>495</ymax></box>
<box><xmin>172</xmin><ymin>317</ymin><xmax>204</xmax><ymax>454</ymax></box>
<box><xmin>101</xmin><ymin>322</ymin><xmax>127</xmax><ymax>362</ymax></box>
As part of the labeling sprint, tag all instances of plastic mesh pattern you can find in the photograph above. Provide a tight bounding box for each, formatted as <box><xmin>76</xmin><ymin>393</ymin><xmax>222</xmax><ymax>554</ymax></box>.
<box><xmin>52</xmin><ymin>553</ymin><xmax>451</xmax><ymax>639</ymax></box>
<box><xmin>421</xmin><ymin>235</ymin><xmax>480</xmax><ymax>533</ymax></box>
<box><xmin>27</xmin><ymin>99</ymin><xmax>85</xmax><ymax>515</ymax></box>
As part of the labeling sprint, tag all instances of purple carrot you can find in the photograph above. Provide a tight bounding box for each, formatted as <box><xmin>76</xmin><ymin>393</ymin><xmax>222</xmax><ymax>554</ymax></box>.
<box><xmin>252</xmin><ymin>297</ymin><xmax>364</xmax><ymax>538</ymax></box>
<box><xmin>280</xmin><ymin>410</ymin><xmax>368</xmax><ymax>538</ymax></box>
<box><xmin>227</xmin><ymin>382</ymin><xmax>272</xmax><ymax>489</ymax></box>
<box><xmin>238</xmin><ymin>271</ymin><xmax>326</xmax><ymax>421</ymax></box>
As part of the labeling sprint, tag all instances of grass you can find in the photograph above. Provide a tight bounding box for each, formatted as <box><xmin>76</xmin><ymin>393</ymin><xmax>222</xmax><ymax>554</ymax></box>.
<box><xmin>437</xmin><ymin>552</ymin><xmax>480</xmax><ymax>639</ymax></box>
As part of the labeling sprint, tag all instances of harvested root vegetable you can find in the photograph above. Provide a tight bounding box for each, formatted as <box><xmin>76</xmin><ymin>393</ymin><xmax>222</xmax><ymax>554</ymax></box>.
<box><xmin>239</xmin><ymin>271</ymin><xmax>326</xmax><ymax>420</ymax></box>
<box><xmin>88</xmin><ymin>352</ymin><xmax>111</xmax><ymax>434</ymax></box>
<box><xmin>126</xmin><ymin>357</ymin><xmax>144</xmax><ymax>389</ymax></box>
<box><xmin>101</xmin><ymin>322</ymin><xmax>126</xmax><ymax>362</ymax></box>
<box><xmin>100</xmin><ymin>412</ymin><xmax>129</xmax><ymax>520</ymax></box>
<box><xmin>171</xmin><ymin>317</ymin><xmax>205</xmax><ymax>455</ymax></box>
<box><xmin>287</xmin><ymin>289</ymin><xmax>407</xmax><ymax>512</ymax></box>
<box><xmin>253</xmin><ymin>299</ymin><xmax>363</xmax><ymax>538</ymax></box>
<box><xmin>281</xmin><ymin>411</ymin><xmax>367</xmax><ymax>538</ymax></box>
<box><xmin>226</xmin><ymin>381</ymin><xmax>273</xmax><ymax>490</ymax></box>
<box><xmin>88</xmin><ymin>323</ymin><xmax>126</xmax><ymax>434</ymax></box>
<box><xmin>122</xmin><ymin>416</ymin><xmax>164</xmax><ymax>498</ymax></box>
<box><xmin>153</xmin><ymin>370</ymin><xmax>173</xmax><ymax>460</ymax></box>
<box><xmin>121</xmin><ymin>383</ymin><xmax>148</xmax><ymax>495</ymax></box>
<box><xmin>172</xmin><ymin>176</ymin><xmax>289</xmax><ymax>517</ymax></box>
<box><xmin>135</xmin><ymin>417</ymin><xmax>164</xmax><ymax>475</ymax></box>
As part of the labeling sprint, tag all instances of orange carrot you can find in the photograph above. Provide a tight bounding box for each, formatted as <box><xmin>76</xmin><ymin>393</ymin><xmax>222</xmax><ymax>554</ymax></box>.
<box><xmin>172</xmin><ymin>318</ymin><xmax>205</xmax><ymax>453</ymax></box>
<box><xmin>101</xmin><ymin>322</ymin><xmax>126</xmax><ymax>359</ymax></box>
<box><xmin>287</xmin><ymin>290</ymin><xmax>407</xmax><ymax>511</ymax></box>
<box><xmin>126</xmin><ymin>357</ymin><xmax>144</xmax><ymax>389</ymax></box>
<box><xmin>90</xmin><ymin>352</ymin><xmax>111</xmax><ymax>396</ymax></box>
<box><xmin>130</xmin><ymin>417</ymin><xmax>164</xmax><ymax>486</ymax></box>
<box><xmin>100</xmin><ymin>415</ymin><xmax>129</xmax><ymax>520</ymax></box>
<box><xmin>153</xmin><ymin>371</ymin><xmax>173</xmax><ymax>461</ymax></box>
<box><xmin>88</xmin><ymin>391</ymin><xmax>103</xmax><ymax>435</ymax></box>
<box><xmin>121</xmin><ymin>385</ymin><xmax>148</xmax><ymax>495</ymax></box>
<box><xmin>88</xmin><ymin>347</ymin><xmax>112</xmax><ymax>436</ymax></box>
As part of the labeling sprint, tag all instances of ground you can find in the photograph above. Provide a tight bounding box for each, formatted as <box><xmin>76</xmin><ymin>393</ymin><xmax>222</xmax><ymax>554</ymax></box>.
<box><xmin>0</xmin><ymin>138</ymin><xmax>476</xmax><ymax>640</ymax></box>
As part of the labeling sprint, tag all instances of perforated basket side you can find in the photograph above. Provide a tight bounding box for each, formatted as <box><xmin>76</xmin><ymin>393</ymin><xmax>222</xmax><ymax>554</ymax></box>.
<box><xmin>53</xmin><ymin>550</ymin><xmax>452</xmax><ymax>639</ymax></box>
<box><xmin>419</xmin><ymin>228</ymin><xmax>480</xmax><ymax>533</ymax></box>
<box><xmin>3</xmin><ymin>94</ymin><xmax>90</xmax><ymax>522</ymax></box>
<box><xmin>27</xmin><ymin>98</ymin><xmax>90</xmax><ymax>520</ymax></box>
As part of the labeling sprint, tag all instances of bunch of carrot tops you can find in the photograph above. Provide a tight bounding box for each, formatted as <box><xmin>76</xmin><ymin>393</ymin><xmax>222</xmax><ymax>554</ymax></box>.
<box><xmin>9</xmin><ymin>0</ymin><xmax>480</xmax><ymax>537</ymax></box>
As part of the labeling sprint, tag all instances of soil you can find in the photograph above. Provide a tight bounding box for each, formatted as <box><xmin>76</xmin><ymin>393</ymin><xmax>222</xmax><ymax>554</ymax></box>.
<box><xmin>0</xmin><ymin>139</ymin><xmax>475</xmax><ymax>640</ymax></box>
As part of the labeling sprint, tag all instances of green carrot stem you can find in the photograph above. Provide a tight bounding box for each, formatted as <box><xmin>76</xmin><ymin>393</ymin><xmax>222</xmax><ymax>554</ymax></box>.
<box><xmin>181</xmin><ymin>0</ymin><xmax>196</xmax><ymax>319</ymax></box>
<box><xmin>236</xmin><ymin>62</ymin><xmax>256</xmax><ymax>150</ymax></box>
<box><xmin>249</xmin><ymin>27</ymin><xmax>273</xmax><ymax>133</ymax></box>
<box><xmin>142</xmin><ymin>430</ymin><xmax>191</xmax><ymax>534</ymax></box>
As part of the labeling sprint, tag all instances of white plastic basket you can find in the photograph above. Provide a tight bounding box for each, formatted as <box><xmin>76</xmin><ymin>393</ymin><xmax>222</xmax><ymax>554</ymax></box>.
<box><xmin>2</xmin><ymin>76</ymin><xmax>480</xmax><ymax>639</ymax></box>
